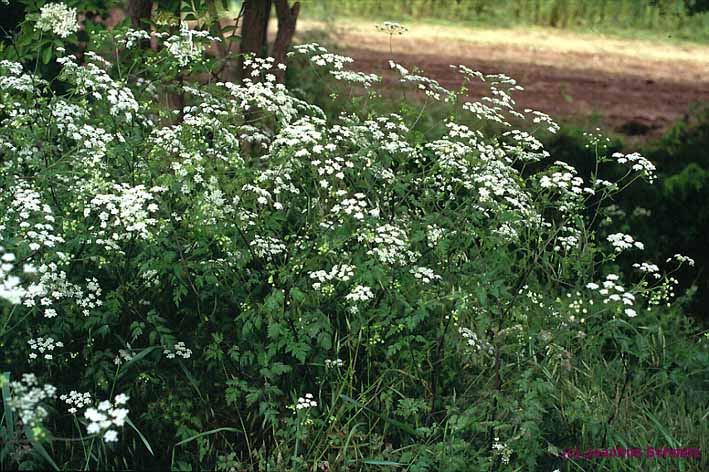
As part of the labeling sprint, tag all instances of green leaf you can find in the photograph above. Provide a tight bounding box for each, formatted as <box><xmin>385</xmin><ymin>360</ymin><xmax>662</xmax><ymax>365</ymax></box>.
<box><xmin>339</xmin><ymin>395</ymin><xmax>420</xmax><ymax>437</ymax></box>
<box><xmin>126</xmin><ymin>417</ymin><xmax>154</xmax><ymax>456</ymax></box>
<box><xmin>116</xmin><ymin>346</ymin><xmax>160</xmax><ymax>381</ymax></box>
<box><xmin>171</xmin><ymin>428</ymin><xmax>243</xmax><ymax>469</ymax></box>
<box><xmin>290</xmin><ymin>287</ymin><xmax>306</xmax><ymax>303</ymax></box>
<box><xmin>360</xmin><ymin>459</ymin><xmax>407</xmax><ymax>466</ymax></box>
<box><xmin>41</xmin><ymin>46</ymin><xmax>52</xmax><ymax>65</ymax></box>
<box><xmin>342</xmin><ymin>423</ymin><xmax>361</xmax><ymax>466</ymax></box>
<box><xmin>644</xmin><ymin>410</ymin><xmax>679</xmax><ymax>448</ymax></box>
<box><xmin>25</xmin><ymin>428</ymin><xmax>59</xmax><ymax>471</ymax></box>
<box><xmin>264</xmin><ymin>290</ymin><xmax>284</xmax><ymax>315</ymax></box>
<box><xmin>1</xmin><ymin>372</ymin><xmax>14</xmax><ymax>439</ymax></box>
<box><xmin>179</xmin><ymin>362</ymin><xmax>205</xmax><ymax>402</ymax></box>
<box><xmin>287</xmin><ymin>342</ymin><xmax>309</xmax><ymax>363</ymax></box>
<box><xmin>267</xmin><ymin>321</ymin><xmax>284</xmax><ymax>339</ymax></box>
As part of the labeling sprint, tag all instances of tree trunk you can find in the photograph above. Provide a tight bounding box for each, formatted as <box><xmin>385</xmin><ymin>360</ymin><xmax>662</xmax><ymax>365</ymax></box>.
<box><xmin>239</xmin><ymin>0</ymin><xmax>272</xmax><ymax>82</ymax></box>
<box><xmin>271</xmin><ymin>0</ymin><xmax>300</xmax><ymax>82</ymax></box>
<box><xmin>127</xmin><ymin>0</ymin><xmax>153</xmax><ymax>29</ymax></box>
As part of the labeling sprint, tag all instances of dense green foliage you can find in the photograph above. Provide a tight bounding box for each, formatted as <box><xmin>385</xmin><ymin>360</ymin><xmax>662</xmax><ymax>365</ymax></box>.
<box><xmin>0</xmin><ymin>3</ymin><xmax>707</xmax><ymax>472</ymax></box>
<box><xmin>535</xmin><ymin>106</ymin><xmax>709</xmax><ymax>322</ymax></box>
<box><xmin>308</xmin><ymin>0</ymin><xmax>709</xmax><ymax>42</ymax></box>
<box><xmin>622</xmin><ymin>106</ymin><xmax>709</xmax><ymax>319</ymax></box>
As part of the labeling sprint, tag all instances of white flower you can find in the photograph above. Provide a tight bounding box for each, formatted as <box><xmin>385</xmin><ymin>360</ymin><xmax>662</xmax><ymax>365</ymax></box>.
<box><xmin>491</xmin><ymin>437</ymin><xmax>512</xmax><ymax>464</ymax></box>
<box><xmin>250</xmin><ymin>236</ymin><xmax>286</xmax><ymax>259</ymax></box>
<box><xmin>607</xmin><ymin>233</ymin><xmax>644</xmax><ymax>252</ymax></box>
<box><xmin>114</xmin><ymin>393</ymin><xmax>129</xmax><ymax>405</ymax></box>
<box><xmin>27</xmin><ymin>337</ymin><xmax>64</xmax><ymax>361</ymax></box>
<box><xmin>7</xmin><ymin>374</ymin><xmax>56</xmax><ymax>429</ymax></box>
<box><xmin>459</xmin><ymin>327</ymin><xmax>494</xmax><ymax>355</ymax></box>
<box><xmin>36</xmin><ymin>3</ymin><xmax>79</xmax><ymax>38</ymax></box>
<box><xmin>60</xmin><ymin>390</ymin><xmax>92</xmax><ymax>413</ymax></box>
<box><xmin>309</xmin><ymin>264</ymin><xmax>355</xmax><ymax>290</ymax></box>
<box><xmin>296</xmin><ymin>393</ymin><xmax>318</xmax><ymax>410</ymax></box>
<box><xmin>612</xmin><ymin>151</ymin><xmax>656</xmax><ymax>183</ymax></box>
<box><xmin>111</xmin><ymin>408</ymin><xmax>129</xmax><ymax>426</ymax></box>
<box><xmin>345</xmin><ymin>285</ymin><xmax>374</xmax><ymax>303</ymax></box>
<box><xmin>633</xmin><ymin>262</ymin><xmax>661</xmax><ymax>279</ymax></box>
<box><xmin>375</xmin><ymin>22</ymin><xmax>409</xmax><ymax>35</ymax></box>
<box><xmin>0</xmin><ymin>247</ymin><xmax>26</xmax><ymax>304</ymax></box>
<box><xmin>324</xmin><ymin>358</ymin><xmax>344</xmax><ymax>368</ymax></box>
<box><xmin>409</xmin><ymin>266</ymin><xmax>441</xmax><ymax>284</ymax></box>
<box><xmin>666</xmin><ymin>254</ymin><xmax>695</xmax><ymax>267</ymax></box>
<box><xmin>119</xmin><ymin>29</ymin><xmax>152</xmax><ymax>49</ymax></box>
<box><xmin>83</xmin><ymin>184</ymin><xmax>161</xmax><ymax>251</ymax></box>
<box><xmin>164</xmin><ymin>26</ymin><xmax>215</xmax><ymax>67</ymax></box>
<box><xmin>87</xmin><ymin>422</ymin><xmax>101</xmax><ymax>434</ymax></box>
<box><xmin>330</xmin><ymin>70</ymin><xmax>380</xmax><ymax>88</ymax></box>
<box><xmin>163</xmin><ymin>341</ymin><xmax>192</xmax><ymax>359</ymax></box>
<box><xmin>291</xmin><ymin>44</ymin><xmax>353</xmax><ymax>71</ymax></box>
<box><xmin>84</xmin><ymin>395</ymin><xmax>130</xmax><ymax>442</ymax></box>
<box><xmin>85</xmin><ymin>407</ymin><xmax>104</xmax><ymax>422</ymax></box>
<box><xmin>358</xmin><ymin>224</ymin><xmax>418</xmax><ymax>266</ymax></box>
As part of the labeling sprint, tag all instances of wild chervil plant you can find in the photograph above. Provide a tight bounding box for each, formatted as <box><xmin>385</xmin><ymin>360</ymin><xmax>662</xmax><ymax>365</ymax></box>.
<box><xmin>0</xmin><ymin>4</ymin><xmax>705</xmax><ymax>471</ymax></box>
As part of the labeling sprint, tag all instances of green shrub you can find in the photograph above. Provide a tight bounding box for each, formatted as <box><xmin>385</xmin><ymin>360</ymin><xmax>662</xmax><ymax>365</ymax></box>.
<box><xmin>0</xmin><ymin>5</ymin><xmax>706</xmax><ymax>471</ymax></box>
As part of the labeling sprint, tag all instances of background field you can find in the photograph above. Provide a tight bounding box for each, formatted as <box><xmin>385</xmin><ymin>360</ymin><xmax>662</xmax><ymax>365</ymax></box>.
<box><xmin>294</xmin><ymin>16</ymin><xmax>709</xmax><ymax>142</ymax></box>
<box><xmin>304</xmin><ymin>0</ymin><xmax>709</xmax><ymax>43</ymax></box>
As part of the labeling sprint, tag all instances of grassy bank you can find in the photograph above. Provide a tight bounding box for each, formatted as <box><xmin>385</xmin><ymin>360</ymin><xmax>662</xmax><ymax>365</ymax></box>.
<box><xmin>296</xmin><ymin>0</ymin><xmax>709</xmax><ymax>44</ymax></box>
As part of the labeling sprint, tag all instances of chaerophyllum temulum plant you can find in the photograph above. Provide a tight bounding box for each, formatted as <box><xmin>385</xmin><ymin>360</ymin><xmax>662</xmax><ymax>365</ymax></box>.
<box><xmin>0</xmin><ymin>3</ymin><xmax>704</xmax><ymax>471</ymax></box>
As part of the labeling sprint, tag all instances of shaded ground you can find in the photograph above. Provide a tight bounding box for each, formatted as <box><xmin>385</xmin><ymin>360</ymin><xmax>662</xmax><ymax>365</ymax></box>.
<box><xmin>298</xmin><ymin>19</ymin><xmax>709</xmax><ymax>140</ymax></box>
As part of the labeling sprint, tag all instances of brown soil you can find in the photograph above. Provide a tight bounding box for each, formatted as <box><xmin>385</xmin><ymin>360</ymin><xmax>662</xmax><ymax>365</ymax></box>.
<box><xmin>298</xmin><ymin>20</ymin><xmax>709</xmax><ymax>141</ymax></box>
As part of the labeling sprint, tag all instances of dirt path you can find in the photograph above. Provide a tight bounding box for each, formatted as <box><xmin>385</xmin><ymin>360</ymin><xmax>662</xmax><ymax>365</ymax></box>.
<box><xmin>298</xmin><ymin>19</ymin><xmax>709</xmax><ymax>139</ymax></box>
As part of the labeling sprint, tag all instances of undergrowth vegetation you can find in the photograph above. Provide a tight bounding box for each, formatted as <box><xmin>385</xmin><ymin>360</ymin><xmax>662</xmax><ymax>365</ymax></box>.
<box><xmin>0</xmin><ymin>3</ymin><xmax>707</xmax><ymax>471</ymax></box>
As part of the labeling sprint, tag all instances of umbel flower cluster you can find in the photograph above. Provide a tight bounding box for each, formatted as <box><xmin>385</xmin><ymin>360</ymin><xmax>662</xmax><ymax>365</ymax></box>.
<box><xmin>84</xmin><ymin>394</ymin><xmax>130</xmax><ymax>442</ymax></box>
<box><xmin>0</xmin><ymin>10</ymin><xmax>696</xmax><ymax>470</ymax></box>
<box><xmin>35</xmin><ymin>2</ymin><xmax>78</xmax><ymax>38</ymax></box>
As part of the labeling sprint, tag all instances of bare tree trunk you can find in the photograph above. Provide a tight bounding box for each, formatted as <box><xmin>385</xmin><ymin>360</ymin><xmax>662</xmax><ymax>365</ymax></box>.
<box><xmin>271</xmin><ymin>0</ymin><xmax>300</xmax><ymax>82</ymax></box>
<box><xmin>239</xmin><ymin>0</ymin><xmax>272</xmax><ymax>82</ymax></box>
<box><xmin>127</xmin><ymin>0</ymin><xmax>153</xmax><ymax>28</ymax></box>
